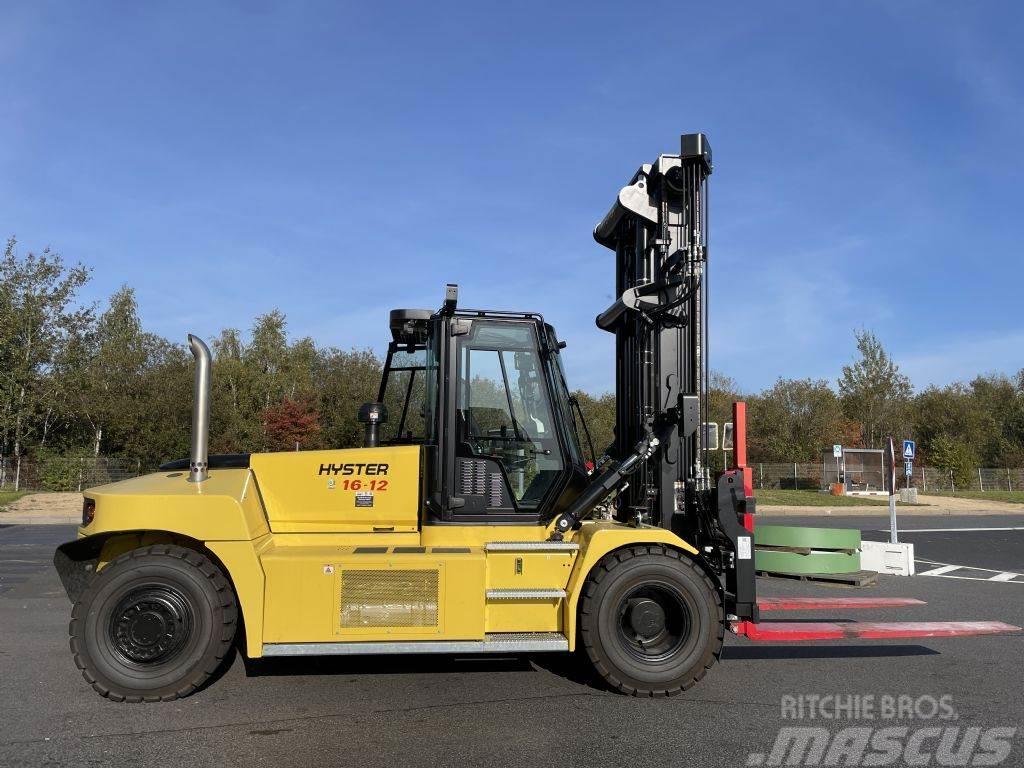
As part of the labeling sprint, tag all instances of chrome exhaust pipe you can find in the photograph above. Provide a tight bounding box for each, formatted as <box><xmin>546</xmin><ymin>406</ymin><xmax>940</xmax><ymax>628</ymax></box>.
<box><xmin>188</xmin><ymin>334</ymin><xmax>211</xmax><ymax>483</ymax></box>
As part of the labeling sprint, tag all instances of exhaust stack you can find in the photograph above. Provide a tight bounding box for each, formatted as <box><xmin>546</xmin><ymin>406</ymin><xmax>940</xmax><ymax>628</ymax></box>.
<box><xmin>188</xmin><ymin>334</ymin><xmax>211</xmax><ymax>483</ymax></box>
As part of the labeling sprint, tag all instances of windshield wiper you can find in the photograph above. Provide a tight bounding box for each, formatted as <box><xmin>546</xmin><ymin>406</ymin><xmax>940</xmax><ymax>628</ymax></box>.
<box><xmin>568</xmin><ymin>394</ymin><xmax>597</xmax><ymax>468</ymax></box>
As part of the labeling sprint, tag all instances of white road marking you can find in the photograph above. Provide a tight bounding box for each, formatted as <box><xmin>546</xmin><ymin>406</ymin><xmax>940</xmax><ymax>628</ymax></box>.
<box><xmin>914</xmin><ymin>558</ymin><xmax>1024</xmax><ymax>583</ymax></box>
<box><xmin>876</xmin><ymin>527</ymin><xmax>1024</xmax><ymax>533</ymax></box>
<box><xmin>919</xmin><ymin>573</ymin><xmax>1024</xmax><ymax>583</ymax></box>
<box><xmin>918</xmin><ymin>564</ymin><xmax>960</xmax><ymax>576</ymax></box>
<box><xmin>917</xmin><ymin>558</ymin><xmax>1020</xmax><ymax>574</ymax></box>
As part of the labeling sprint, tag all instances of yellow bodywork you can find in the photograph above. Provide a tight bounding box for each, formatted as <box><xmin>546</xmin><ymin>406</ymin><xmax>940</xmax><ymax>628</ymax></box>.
<box><xmin>250</xmin><ymin>446</ymin><xmax>420</xmax><ymax>533</ymax></box>
<box><xmin>79</xmin><ymin>445</ymin><xmax>701</xmax><ymax>656</ymax></box>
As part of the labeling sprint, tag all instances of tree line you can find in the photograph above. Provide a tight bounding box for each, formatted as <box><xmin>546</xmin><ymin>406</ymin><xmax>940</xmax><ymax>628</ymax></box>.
<box><xmin>559</xmin><ymin>330</ymin><xmax>1024</xmax><ymax>488</ymax></box>
<box><xmin>3</xmin><ymin>240</ymin><xmax>1023</xmax><ymax>489</ymax></box>
<box><xmin>0</xmin><ymin>239</ymin><xmax>380</xmax><ymax>479</ymax></box>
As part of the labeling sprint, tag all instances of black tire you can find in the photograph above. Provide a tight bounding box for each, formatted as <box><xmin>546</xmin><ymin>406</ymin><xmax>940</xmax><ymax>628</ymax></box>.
<box><xmin>579</xmin><ymin>545</ymin><xmax>723</xmax><ymax>697</ymax></box>
<box><xmin>69</xmin><ymin>544</ymin><xmax>237</xmax><ymax>702</ymax></box>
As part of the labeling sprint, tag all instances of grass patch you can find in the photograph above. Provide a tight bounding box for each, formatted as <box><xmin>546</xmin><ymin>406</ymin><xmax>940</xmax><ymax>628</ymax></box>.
<box><xmin>0</xmin><ymin>491</ymin><xmax>28</xmax><ymax>511</ymax></box>
<box><xmin>755</xmin><ymin>489</ymin><xmax>893</xmax><ymax>507</ymax></box>
<box><xmin>921</xmin><ymin>490</ymin><xmax>1024</xmax><ymax>504</ymax></box>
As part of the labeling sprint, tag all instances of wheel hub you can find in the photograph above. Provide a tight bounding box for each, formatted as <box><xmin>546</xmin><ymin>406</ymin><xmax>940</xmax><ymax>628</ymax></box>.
<box><xmin>627</xmin><ymin>598</ymin><xmax>666</xmax><ymax>638</ymax></box>
<box><xmin>110</xmin><ymin>587</ymin><xmax>192</xmax><ymax>665</ymax></box>
<box><xmin>616</xmin><ymin>584</ymin><xmax>693</xmax><ymax>663</ymax></box>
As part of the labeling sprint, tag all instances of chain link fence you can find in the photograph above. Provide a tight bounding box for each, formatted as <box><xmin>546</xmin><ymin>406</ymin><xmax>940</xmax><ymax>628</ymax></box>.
<box><xmin>0</xmin><ymin>456</ymin><xmax>142</xmax><ymax>492</ymax></box>
<box><xmin>918</xmin><ymin>466</ymin><xmax>1024</xmax><ymax>493</ymax></box>
<box><xmin>753</xmin><ymin>462</ymin><xmax>1024</xmax><ymax>492</ymax></box>
<box><xmin>756</xmin><ymin>463</ymin><xmax>836</xmax><ymax>490</ymax></box>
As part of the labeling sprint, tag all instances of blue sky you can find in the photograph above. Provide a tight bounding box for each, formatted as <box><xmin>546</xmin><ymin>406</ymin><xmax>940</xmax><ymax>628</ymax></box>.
<box><xmin>2</xmin><ymin>1</ymin><xmax>1022</xmax><ymax>394</ymax></box>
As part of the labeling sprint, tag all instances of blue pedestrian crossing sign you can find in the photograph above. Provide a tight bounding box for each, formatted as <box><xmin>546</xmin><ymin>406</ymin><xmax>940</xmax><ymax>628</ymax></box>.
<box><xmin>903</xmin><ymin>440</ymin><xmax>916</xmax><ymax>460</ymax></box>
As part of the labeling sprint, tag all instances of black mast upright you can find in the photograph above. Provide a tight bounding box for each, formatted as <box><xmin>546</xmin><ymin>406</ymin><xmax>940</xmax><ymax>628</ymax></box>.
<box><xmin>594</xmin><ymin>133</ymin><xmax>713</xmax><ymax>538</ymax></box>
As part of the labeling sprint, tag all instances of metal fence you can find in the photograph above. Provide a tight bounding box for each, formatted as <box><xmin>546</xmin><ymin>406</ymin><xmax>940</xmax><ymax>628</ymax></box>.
<box><xmin>918</xmin><ymin>466</ymin><xmax>1024</xmax><ymax>493</ymax></box>
<box><xmin>0</xmin><ymin>456</ymin><xmax>142</xmax><ymax>492</ymax></box>
<box><xmin>753</xmin><ymin>462</ymin><xmax>1024</xmax><ymax>492</ymax></box>
<box><xmin>756</xmin><ymin>463</ymin><xmax>833</xmax><ymax>490</ymax></box>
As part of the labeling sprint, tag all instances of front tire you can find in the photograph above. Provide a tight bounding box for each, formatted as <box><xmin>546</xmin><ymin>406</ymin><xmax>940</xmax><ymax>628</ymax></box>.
<box><xmin>579</xmin><ymin>545</ymin><xmax>723</xmax><ymax>696</ymax></box>
<box><xmin>70</xmin><ymin>544</ymin><xmax>237</xmax><ymax>702</ymax></box>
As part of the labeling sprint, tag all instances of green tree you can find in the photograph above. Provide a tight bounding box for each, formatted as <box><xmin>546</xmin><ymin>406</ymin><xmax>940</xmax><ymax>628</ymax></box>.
<box><xmin>749</xmin><ymin>378</ymin><xmax>860</xmax><ymax>463</ymax></box>
<box><xmin>1001</xmin><ymin>375</ymin><xmax>1024</xmax><ymax>467</ymax></box>
<box><xmin>708</xmin><ymin>372</ymin><xmax>741</xmax><ymax>431</ymax></box>
<box><xmin>245</xmin><ymin>311</ymin><xmax>291</xmax><ymax>417</ymax></box>
<box><xmin>570</xmin><ymin>390</ymin><xmax>615</xmax><ymax>463</ymax></box>
<box><xmin>838</xmin><ymin>330</ymin><xmax>912</xmax><ymax>448</ymax></box>
<box><xmin>928</xmin><ymin>434</ymin><xmax>976</xmax><ymax>489</ymax></box>
<box><xmin>210</xmin><ymin>328</ymin><xmax>249</xmax><ymax>454</ymax></box>
<box><xmin>0</xmin><ymin>239</ymin><xmax>91</xmax><ymax>488</ymax></box>
<box><xmin>968</xmin><ymin>374</ymin><xmax>1024</xmax><ymax>466</ymax></box>
<box><xmin>315</xmin><ymin>348</ymin><xmax>383</xmax><ymax>449</ymax></box>
<box><xmin>79</xmin><ymin>287</ymin><xmax>149</xmax><ymax>455</ymax></box>
<box><xmin>130</xmin><ymin>338</ymin><xmax>191</xmax><ymax>468</ymax></box>
<box><xmin>913</xmin><ymin>384</ymin><xmax>984</xmax><ymax>466</ymax></box>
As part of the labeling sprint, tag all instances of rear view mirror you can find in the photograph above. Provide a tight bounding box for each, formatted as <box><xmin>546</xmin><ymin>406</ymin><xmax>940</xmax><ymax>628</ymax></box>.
<box><xmin>703</xmin><ymin>422</ymin><xmax>719</xmax><ymax>451</ymax></box>
<box><xmin>722</xmin><ymin>422</ymin><xmax>734</xmax><ymax>452</ymax></box>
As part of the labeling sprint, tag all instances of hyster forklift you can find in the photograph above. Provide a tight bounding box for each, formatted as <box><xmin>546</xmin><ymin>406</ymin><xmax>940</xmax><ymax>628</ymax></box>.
<box><xmin>54</xmin><ymin>134</ymin><xmax>1018</xmax><ymax>702</ymax></box>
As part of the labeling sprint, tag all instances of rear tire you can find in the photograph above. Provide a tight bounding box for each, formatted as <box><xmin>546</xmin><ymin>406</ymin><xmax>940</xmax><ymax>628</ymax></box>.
<box><xmin>579</xmin><ymin>545</ymin><xmax>723</xmax><ymax>696</ymax></box>
<box><xmin>70</xmin><ymin>544</ymin><xmax>237</xmax><ymax>702</ymax></box>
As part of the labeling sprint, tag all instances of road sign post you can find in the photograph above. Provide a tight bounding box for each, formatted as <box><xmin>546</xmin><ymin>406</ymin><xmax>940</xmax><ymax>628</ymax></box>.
<box><xmin>833</xmin><ymin>444</ymin><xmax>842</xmax><ymax>484</ymax></box>
<box><xmin>902</xmin><ymin>441</ymin><xmax>916</xmax><ymax>490</ymax></box>
<box><xmin>887</xmin><ymin>437</ymin><xmax>898</xmax><ymax>544</ymax></box>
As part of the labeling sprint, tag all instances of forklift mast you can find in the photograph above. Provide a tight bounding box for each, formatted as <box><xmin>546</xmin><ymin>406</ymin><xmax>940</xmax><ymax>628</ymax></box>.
<box><xmin>591</xmin><ymin>133</ymin><xmax>757</xmax><ymax>620</ymax></box>
<box><xmin>594</xmin><ymin>133</ymin><xmax>713</xmax><ymax>533</ymax></box>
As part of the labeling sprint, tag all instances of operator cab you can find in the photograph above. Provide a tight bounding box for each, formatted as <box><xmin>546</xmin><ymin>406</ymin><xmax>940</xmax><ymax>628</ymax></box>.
<box><xmin>374</xmin><ymin>288</ymin><xmax>590</xmax><ymax>524</ymax></box>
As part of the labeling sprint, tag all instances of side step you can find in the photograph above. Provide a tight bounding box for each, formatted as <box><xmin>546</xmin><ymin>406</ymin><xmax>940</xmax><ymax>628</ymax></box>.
<box><xmin>485</xmin><ymin>541</ymin><xmax>579</xmax><ymax>552</ymax></box>
<box><xmin>486</xmin><ymin>588</ymin><xmax>566</xmax><ymax>600</ymax></box>
<box><xmin>732</xmin><ymin>620</ymin><xmax>1022</xmax><ymax>642</ymax></box>
<box><xmin>262</xmin><ymin>632</ymin><xmax>569</xmax><ymax>657</ymax></box>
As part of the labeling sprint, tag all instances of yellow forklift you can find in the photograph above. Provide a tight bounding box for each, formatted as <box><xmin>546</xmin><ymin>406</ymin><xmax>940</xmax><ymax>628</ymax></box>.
<box><xmin>54</xmin><ymin>134</ymin><xmax>1017</xmax><ymax>702</ymax></box>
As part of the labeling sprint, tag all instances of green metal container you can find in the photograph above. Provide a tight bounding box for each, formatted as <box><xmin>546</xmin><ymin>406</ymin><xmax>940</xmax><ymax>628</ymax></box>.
<box><xmin>753</xmin><ymin>524</ymin><xmax>862</xmax><ymax>574</ymax></box>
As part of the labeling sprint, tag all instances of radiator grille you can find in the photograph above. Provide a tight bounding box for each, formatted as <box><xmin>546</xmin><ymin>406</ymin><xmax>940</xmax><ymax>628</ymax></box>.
<box><xmin>339</xmin><ymin>569</ymin><xmax>439</xmax><ymax>628</ymax></box>
<box><xmin>460</xmin><ymin>459</ymin><xmax>488</xmax><ymax>495</ymax></box>
<box><xmin>488</xmin><ymin>472</ymin><xmax>504</xmax><ymax>507</ymax></box>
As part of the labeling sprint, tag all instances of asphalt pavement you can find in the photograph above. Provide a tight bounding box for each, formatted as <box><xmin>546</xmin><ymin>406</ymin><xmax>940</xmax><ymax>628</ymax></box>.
<box><xmin>1</xmin><ymin>520</ymin><xmax>1022</xmax><ymax>768</ymax></box>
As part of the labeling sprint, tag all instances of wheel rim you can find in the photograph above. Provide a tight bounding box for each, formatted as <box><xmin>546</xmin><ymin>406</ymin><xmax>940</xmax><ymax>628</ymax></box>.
<box><xmin>615</xmin><ymin>583</ymin><xmax>693</xmax><ymax>663</ymax></box>
<box><xmin>108</xmin><ymin>586</ymin><xmax>194</xmax><ymax>666</ymax></box>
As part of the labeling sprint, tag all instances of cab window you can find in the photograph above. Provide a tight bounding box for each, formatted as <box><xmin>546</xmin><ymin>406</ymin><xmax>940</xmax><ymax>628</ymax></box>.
<box><xmin>379</xmin><ymin>347</ymin><xmax>429</xmax><ymax>443</ymax></box>
<box><xmin>456</xmin><ymin>321</ymin><xmax>564</xmax><ymax>508</ymax></box>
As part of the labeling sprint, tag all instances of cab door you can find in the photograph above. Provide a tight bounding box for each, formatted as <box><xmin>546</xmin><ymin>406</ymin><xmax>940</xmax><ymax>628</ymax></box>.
<box><xmin>442</xmin><ymin>319</ymin><xmax>572</xmax><ymax>521</ymax></box>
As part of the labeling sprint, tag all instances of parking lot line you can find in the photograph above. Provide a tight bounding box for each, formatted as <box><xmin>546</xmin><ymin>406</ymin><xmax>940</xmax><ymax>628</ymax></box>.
<box><xmin>917</xmin><ymin>558</ymin><xmax>1021</xmax><ymax>574</ymax></box>
<box><xmin>918</xmin><ymin>564</ymin><xmax>960</xmax><ymax>576</ymax></box>
<box><xmin>877</xmin><ymin>527</ymin><xmax>1024</xmax><ymax>533</ymax></box>
<box><xmin>913</xmin><ymin>559</ymin><xmax>1024</xmax><ymax>583</ymax></box>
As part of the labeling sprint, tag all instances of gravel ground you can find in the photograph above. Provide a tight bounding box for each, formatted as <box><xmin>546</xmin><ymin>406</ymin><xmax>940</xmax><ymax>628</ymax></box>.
<box><xmin>0</xmin><ymin>493</ymin><xmax>80</xmax><ymax>525</ymax></box>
